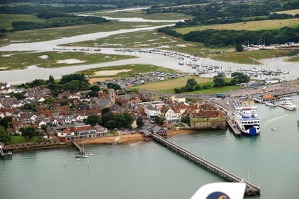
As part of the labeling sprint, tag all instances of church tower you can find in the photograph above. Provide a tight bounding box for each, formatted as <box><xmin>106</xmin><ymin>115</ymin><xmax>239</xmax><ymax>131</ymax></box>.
<box><xmin>108</xmin><ymin>89</ymin><xmax>116</xmax><ymax>104</ymax></box>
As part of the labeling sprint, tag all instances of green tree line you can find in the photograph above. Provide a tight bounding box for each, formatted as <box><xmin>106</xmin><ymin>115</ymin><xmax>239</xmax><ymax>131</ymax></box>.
<box><xmin>0</xmin><ymin>0</ymin><xmax>210</xmax><ymax>7</ymax></box>
<box><xmin>174</xmin><ymin>72</ymin><xmax>250</xmax><ymax>93</ymax></box>
<box><xmin>158</xmin><ymin>26</ymin><xmax>299</xmax><ymax>47</ymax></box>
<box><xmin>148</xmin><ymin>1</ymin><xmax>299</xmax><ymax>26</ymax></box>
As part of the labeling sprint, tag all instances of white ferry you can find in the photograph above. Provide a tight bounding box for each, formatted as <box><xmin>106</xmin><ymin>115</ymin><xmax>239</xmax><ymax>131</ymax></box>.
<box><xmin>233</xmin><ymin>106</ymin><xmax>260</xmax><ymax>136</ymax></box>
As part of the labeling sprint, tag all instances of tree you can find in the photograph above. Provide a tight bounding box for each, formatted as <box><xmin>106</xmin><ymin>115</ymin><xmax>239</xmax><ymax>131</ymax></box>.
<box><xmin>85</xmin><ymin>114</ymin><xmax>101</xmax><ymax>126</ymax></box>
<box><xmin>44</xmin><ymin>97</ymin><xmax>54</xmax><ymax>104</ymax></box>
<box><xmin>231</xmin><ymin>72</ymin><xmax>250</xmax><ymax>84</ymax></box>
<box><xmin>60</xmin><ymin>73</ymin><xmax>88</xmax><ymax>84</ymax></box>
<box><xmin>136</xmin><ymin>116</ymin><xmax>144</xmax><ymax>128</ymax></box>
<box><xmin>107</xmin><ymin>82</ymin><xmax>121</xmax><ymax>90</ymax></box>
<box><xmin>235</xmin><ymin>43</ymin><xmax>243</xmax><ymax>52</ymax></box>
<box><xmin>22</xmin><ymin>103</ymin><xmax>38</xmax><ymax>112</ymax></box>
<box><xmin>19</xmin><ymin>126</ymin><xmax>36</xmax><ymax>141</ymax></box>
<box><xmin>181</xmin><ymin>115</ymin><xmax>190</xmax><ymax>126</ymax></box>
<box><xmin>14</xmin><ymin>92</ymin><xmax>26</xmax><ymax>100</ymax></box>
<box><xmin>213</xmin><ymin>76</ymin><xmax>226</xmax><ymax>87</ymax></box>
<box><xmin>0</xmin><ymin>116</ymin><xmax>12</xmax><ymax>129</ymax></box>
<box><xmin>90</xmin><ymin>85</ymin><xmax>100</xmax><ymax>92</ymax></box>
<box><xmin>185</xmin><ymin>78</ymin><xmax>198</xmax><ymax>92</ymax></box>
<box><xmin>48</xmin><ymin>75</ymin><xmax>55</xmax><ymax>84</ymax></box>
<box><xmin>112</xmin><ymin>113</ymin><xmax>133</xmax><ymax>129</ymax></box>
<box><xmin>102</xmin><ymin>108</ymin><xmax>110</xmax><ymax>115</ymax></box>
<box><xmin>41</xmin><ymin>124</ymin><xmax>49</xmax><ymax>138</ymax></box>
<box><xmin>0</xmin><ymin>125</ymin><xmax>10</xmax><ymax>143</ymax></box>
<box><xmin>64</xmin><ymin>80</ymin><xmax>89</xmax><ymax>92</ymax></box>
<box><xmin>154</xmin><ymin>116</ymin><xmax>166</xmax><ymax>126</ymax></box>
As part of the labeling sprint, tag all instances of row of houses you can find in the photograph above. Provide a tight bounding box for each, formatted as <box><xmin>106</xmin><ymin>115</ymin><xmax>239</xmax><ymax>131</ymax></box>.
<box><xmin>0</xmin><ymin>80</ymin><xmax>225</xmax><ymax>137</ymax></box>
<box><xmin>133</xmin><ymin>96</ymin><xmax>224</xmax><ymax>125</ymax></box>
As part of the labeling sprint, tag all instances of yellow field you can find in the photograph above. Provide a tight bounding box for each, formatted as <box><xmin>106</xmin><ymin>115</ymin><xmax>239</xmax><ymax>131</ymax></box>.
<box><xmin>274</xmin><ymin>9</ymin><xmax>299</xmax><ymax>16</ymax></box>
<box><xmin>176</xmin><ymin>18</ymin><xmax>299</xmax><ymax>33</ymax></box>
<box><xmin>135</xmin><ymin>76</ymin><xmax>212</xmax><ymax>91</ymax></box>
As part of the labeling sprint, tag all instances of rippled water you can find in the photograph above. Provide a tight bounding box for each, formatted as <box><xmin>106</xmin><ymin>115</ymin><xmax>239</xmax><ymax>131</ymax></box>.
<box><xmin>1</xmin><ymin>98</ymin><xmax>299</xmax><ymax>199</ymax></box>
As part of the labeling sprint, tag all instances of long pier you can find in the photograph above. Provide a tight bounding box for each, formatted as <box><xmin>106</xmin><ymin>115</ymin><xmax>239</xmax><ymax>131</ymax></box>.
<box><xmin>151</xmin><ymin>133</ymin><xmax>260</xmax><ymax>197</ymax></box>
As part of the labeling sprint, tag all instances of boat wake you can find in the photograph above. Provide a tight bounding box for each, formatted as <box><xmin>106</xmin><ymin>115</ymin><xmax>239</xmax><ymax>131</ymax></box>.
<box><xmin>129</xmin><ymin>141</ymin><xmax>142</xmax><ymax>147</ymax></box>
<box><xmin>263</xmin><ymin>115</ymin><xmax>287</xmax><ymax>126</ymax></box>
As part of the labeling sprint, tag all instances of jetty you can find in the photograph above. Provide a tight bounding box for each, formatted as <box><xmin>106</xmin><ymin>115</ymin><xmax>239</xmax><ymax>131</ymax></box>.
<box><xmin>72</xmin><ymin>141</ymin><xmax>83</xmax><ymax>152</ymax></box>
<box><xmin>226</xmin><ymin>118</ymin><xmax>242</xmax><ymax>137</ymax></box>
<box><xmin>151</xmin><ymin>133</ymin><xmax>260</xmax><ymax>197</ymax></box>
<box><xmin>213</xmin><ymin>101</ymin><xmax>242</xmax><ymax>137</ymax></box>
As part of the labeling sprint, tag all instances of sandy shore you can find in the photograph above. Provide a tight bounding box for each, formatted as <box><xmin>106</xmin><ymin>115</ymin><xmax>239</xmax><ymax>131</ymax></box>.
<box><xmin>78</xmin><ymin>129</ymin><xmax>192</xmax><ymax>145</ymax></box>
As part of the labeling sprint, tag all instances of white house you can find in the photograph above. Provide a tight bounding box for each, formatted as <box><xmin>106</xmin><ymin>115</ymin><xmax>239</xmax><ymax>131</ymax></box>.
<box><xmin>144</xmin><ymin>106</ymin><xmax>160</xmax><ymax>118</ymax></box>
<box><xmin>38</xmin><ymin>97</ymin><xmax>45</xmax><ymax>102</ymax></box>
<box><xmin>163</xmin><ymin>108</ymin><xmax>181</xmax><ymax>123</ymax></box>
<box><xmin>38</xmin><ymin>121</ymin><xmax>47</xmax><ymax>128</ymax></box>
<box><xmin>30</xmin><ymin>115</ymin><xmax>37</xmax><ymax>121</ymax></box>
<box><xmin>76</xmin><ymin>115</ymin><xmax>88</xmax><ymax>121</ymax></box>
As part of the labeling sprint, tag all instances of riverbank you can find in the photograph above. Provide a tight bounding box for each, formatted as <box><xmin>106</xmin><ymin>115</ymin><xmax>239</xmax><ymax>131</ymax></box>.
<box><xmin>78</xmin><ymin>129</ymin><xmax>193</xmax><ymax>145</ymax></box>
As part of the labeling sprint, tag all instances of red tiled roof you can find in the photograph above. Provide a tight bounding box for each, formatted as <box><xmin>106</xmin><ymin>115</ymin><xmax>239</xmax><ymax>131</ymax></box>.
<box><xmin>64</xmin><ymin>125</ymin><xmax>93</xmax><ymax>133</ymax></box>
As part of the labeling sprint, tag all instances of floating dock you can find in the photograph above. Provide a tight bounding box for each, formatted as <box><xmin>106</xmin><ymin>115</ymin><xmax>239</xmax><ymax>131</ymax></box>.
<box><xmin>151</xmin><ymin>133</ymin><xmax>260</xmax><ymax>197</ymax></box>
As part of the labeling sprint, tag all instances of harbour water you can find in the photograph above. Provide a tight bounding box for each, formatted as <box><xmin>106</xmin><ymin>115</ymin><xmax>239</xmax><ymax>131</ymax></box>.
<box><xmin>1</xmin><ymin>98</ymin><xmax>299</xmax><ymax>199</ymax></box>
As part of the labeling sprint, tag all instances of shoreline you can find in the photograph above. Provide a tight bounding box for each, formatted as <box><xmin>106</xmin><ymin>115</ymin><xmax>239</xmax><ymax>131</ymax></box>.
<box><xmin>78</xmin><ymin>129</ymin><xmax>193</xmax><ymax>145</ymax></box>
<box><xmin>5</xmin><ymin>129</ymin><xmax>194</xmax><ymax>152</ymax></box>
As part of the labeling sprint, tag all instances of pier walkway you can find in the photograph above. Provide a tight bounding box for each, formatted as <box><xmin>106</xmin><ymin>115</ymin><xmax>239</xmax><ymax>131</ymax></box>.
<box><xmin>213</xmin><ymin>100</ymin><xmax>242</xmax><ymax>137</ymax></box>
<box><xmin>226</xmin><ymin>118</ymin><xmax>242</xmax><ymax>137</ymax></box>
<box><xmin>72</xmin><ymin>141</ymin><xmax>83</xmax><ymax>152</ymax></box>
<box><xmin>151</xmin><ymin>133</ymin><xmax>260</xmax><ymax>197</ymax></box>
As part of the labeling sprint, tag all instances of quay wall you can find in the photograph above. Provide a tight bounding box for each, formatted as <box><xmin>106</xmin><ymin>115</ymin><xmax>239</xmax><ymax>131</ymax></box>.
<box><xmin>190</xmin><ymin>119</ymin><xmax>227</xmax><ymax>130</ymax></box>
<box><xmin>4</xmin><ymin>140</ymin><xmax>66</xmax><ymax>152</ymax></box>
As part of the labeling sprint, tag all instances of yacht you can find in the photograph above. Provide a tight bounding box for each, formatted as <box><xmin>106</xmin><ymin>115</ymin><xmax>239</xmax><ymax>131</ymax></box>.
<box><xmin>279</xmin><ymin>100</ymin><xmax>296</xmax><ymax>111</ymax></box>
<box><xmin>265</xmin><ymin>101</ymin><xmax>276</xmax><ymax>107</ymax></box>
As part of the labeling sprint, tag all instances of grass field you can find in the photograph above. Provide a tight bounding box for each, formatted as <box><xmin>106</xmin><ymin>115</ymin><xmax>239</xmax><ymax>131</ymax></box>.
<box><xmin>288</xmin><ymin>56</ymin><xmax>299</xmax><ymax>62</ymax></box>
<box><xmin>136</xmin><ymin>76</ymin><xmax>240</xmax><ymax>94</ymax></box>
<box><xmin>0</xmin><ymin>14</ymin><xmax>45</xmax><ymax>29</ymax></box>
<box><xmin>188</xmin><ymin>85</ymin><xmax>240</xmax><ymax>94</ymax></box>
<box><xmin>136</xmin><ymin>76</ymin><xmax>212</xmax><ymax>92</ymax></box>
<box><xmin>176</xmin><ymin>18</ymin><xmax>299</xmax><ymax>33</ymax></box>
<box><xmin>6</xmin><ymin>135</ymin><xmax>42</xmax><ymax>145</ymax></box>
<box><xmin>274</xmin><ymin>9</ymin><xmax>299</xmax><ymax>16</ymax></box>
<box><xmin>79</xmin><ymin>64</ymin><xmax>176</xmax><ymax>78</ymax></box>
<box><xmin>0</xmin><ymin>21</ymin><xmax>170</xmax><ymax>47</ymax></box>
<box><xmin>91</xmin><ymin>10</ymin><xmax>190</xmax><ymax>20</ymax></box>
<box><xmin>0</xmin><ymin>51</ymin><xmax>134</xmax><ymax>70</ymax></box>
<box><xmin>212</xmin><ymin>49</ymin><xmax>295</xmax><ymax>64</ymax></box>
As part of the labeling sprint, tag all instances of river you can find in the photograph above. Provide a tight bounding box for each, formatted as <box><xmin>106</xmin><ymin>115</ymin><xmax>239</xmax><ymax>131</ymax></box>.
<box><xmin>1</xmin><ymin>98</ymin><xmax>299</xmax><ymax>199</ymax></box>
<box><xmin>0</xmin><ymin>14</ymin><xmax>299</xmax><ymax>84</ymax></box>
